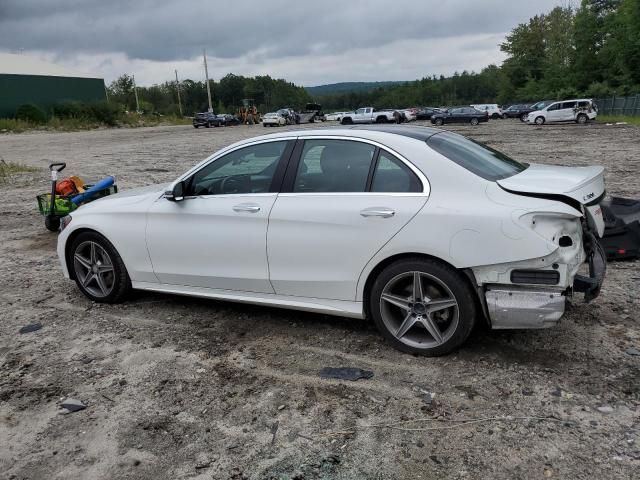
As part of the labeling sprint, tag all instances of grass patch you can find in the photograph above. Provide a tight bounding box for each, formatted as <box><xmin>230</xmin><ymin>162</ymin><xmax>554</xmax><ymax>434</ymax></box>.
<box><xmin>597</xmin><ymin>115</ymin><xmax>640</xmax><ymax>125</ymax></box>
<box><xmin>0</xmin><ymin>114</ymin><xmax>192</xmax><ymax>133</ymax></box>
<box><xmin>0</xmin><ymin>159</ymin><xmax>39</xmax><ymax>182</ymax></box>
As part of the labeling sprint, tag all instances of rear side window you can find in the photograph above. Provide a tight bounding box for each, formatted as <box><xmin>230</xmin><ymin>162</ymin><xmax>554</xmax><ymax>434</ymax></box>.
<box><xmin>427</xmin><ymin>132</ymin><xmax>527</xmax><ymax>181</ymax></box>
<box><xmin>371</xmin><ymin>151</ymin><xmax>422</xmax><ymax>193</ymax></box>
<box><xmin>562</xmin><ymin>101</ymin><xmax>577</xmax><ymax>109</ymax></box>
<box><xmin>293</xmin><ymin>140</ymin><xmax>375</xmax><ymax>193</ymax></box>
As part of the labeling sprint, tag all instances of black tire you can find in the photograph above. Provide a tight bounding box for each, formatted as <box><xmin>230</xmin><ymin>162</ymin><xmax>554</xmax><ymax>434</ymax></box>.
<box><xmin>375</xmin><ymin>116</ymin><xmax>387</xmax><ymax>124</ymax></box>
<box><xmin>341</xmin><ymin>117</ymin><xmax>353</xmax><ymax>125</ymax></box>
<box><xmin>520</xmin><ymin>113</ymin><xmax>528</xmax><ymax>122</ymax></box>
<box><xmin>576</xmin><ymin>113</ymin><xmax>588</xmax><ymax>124</ymax></box>
<box><xmin>534</xmin><ymin>116</ymin><xmax>545</xmax><ymax>125</ymax></box>
<box><xmin>502</xmin><ymin>113</ymin><xmax>508</xmax><ymax>119</ymax></box>
<box><xmin>193</xmin><ymin>125</ymin><xmax>199</xmax><ymax>129</ymax></box>
<box><xmin>491</xmin><ymin>113</ymin><xmax>500</xmax><ymax>119</ymax></box>
<box><xmin>369</xmin><ymin>258</ymin><xmax>477</xmax><ymax>355</ymax></box>
<box><xmin>205</xmin><ymin>123</ymin><xmax>210</xmax><ymax>128</ymax></box>
<box><xmin>434</xmin><ymin>117</ymin><xmax>444</xmax><ymax>126</ymax></box>
<box><xmin>45</xmin><ymin>215</ymin><xmax>60</xmax><ymax>232</ymax></box>
<box><xmin>470</xmin><ymin>117</ymin><xmax>479</xmax><ymax>126</ymax></box>
<box><xmin>69</xmin><ymin>231</ymin><xmax>131</xmax><ymax>304</ymax></box>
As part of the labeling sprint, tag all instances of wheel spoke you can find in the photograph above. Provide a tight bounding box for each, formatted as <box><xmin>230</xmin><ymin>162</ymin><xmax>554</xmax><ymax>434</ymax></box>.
<box><xmin>427</xmin><ymin>298</ymin><xmax>457</xmax><ymax>313</ymax></box>
<box><xmin>395</xmin><ymin>312</ymin><xmax>417</xmax><ymax>339</ymax></box>
<box><xmin>412</xmin><ymin>272</ymin><xmax>423</xmax><ymax>302</ymax></box>
<box><xmin>95</xmin><ymin>273</ymin><xmax>109</xmax><ymax>296</ymax></box>
<box><xmin>74</xmin><ymin>253</ymin><xmax>92</xmax><ymax>270</ymax></box>
<box><xmin>82</xmin><ymin>272</ymin><xmax>94</xmax><ymax>288</ymax></box>
<box><xmin>420</xmin><ymin>315</ymin><xmax>444</xmax><ymax>345</ymax></box>
<box><xmin>90</xmin><ymin>242</ymin><xmax>97</xmax><ymax>263</ymax></box>
<box><xmin>97</xmin><ymin>264</ymin><xmax>114</xmax><ymax>274</ymax></box>
<box><xmin>381</xmin><ymin>293</ymin><xmax>411</xmax><ymax>311</ymax></box>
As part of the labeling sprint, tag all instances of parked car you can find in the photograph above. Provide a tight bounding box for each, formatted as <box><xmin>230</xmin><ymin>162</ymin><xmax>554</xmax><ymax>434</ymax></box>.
<box><xmin>298</xmin><ymin>103</ymin><xmax>325</xmax><ymax>123</ymax></box>
<box><xmin>325</xmin><ymin>111</ymin><xmax>352</xmax><ymax>121</ymax></box>
<box><xmin>471</xmin><ymin>104</ymin><xmax>502</xmax><ymax>119</ymax></box>
<box><xmin>192</xmin><ymin>112</ymin><xmax>223</xmax><ymax>128</ymax></box>
<box><xmin>56</xmin><ymin>125</ymin><xmax>606</xmax><ymax>355</ymax></box>
<box><xmin>217</xmin><ymin>114</ymin><xmax>241</xmax><ymax>126</ymax></box>
<box><xmin>262</xmin><ymin>112</ymin><xmax>287</xmax><ymax>127</ymax></box>
<box><xmin>401</xmin><ymin>108</ymin><xmax>418</xmax><ymax>122</ymax></box>
<box><xmin>430</xmin><ymin>106</ymin><xmax>488</xmax><ymax>126</ymax></box>
<box><xmin>527</xmin><ymin>99</ymin><xmax>598</xmax><ymax>125</ymax></box>
<box><xmin>340</xmin><ymin>107</ymin><xmax>396</xmax><ymax>124</ymax></box>
<box><xmin>502</xmin><ymin>104</ymin><xmax>535</xmax><ymax>122</ymax></box>
<box><xmin>416</xmin><ymin>107</ymin><xmax>442</xmax><ymax>120</ymax></box>
<box><xmin>277</xmin><ymin>108</ymin><xmax>300</xmax><ymax>125</ymax></box>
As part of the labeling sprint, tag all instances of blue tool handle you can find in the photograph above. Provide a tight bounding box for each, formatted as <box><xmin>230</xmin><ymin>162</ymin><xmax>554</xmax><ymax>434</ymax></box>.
<box><xmin>71</xmin><ymin>176</ymin><xmax>115</xmax><ymax>205</ymax></box>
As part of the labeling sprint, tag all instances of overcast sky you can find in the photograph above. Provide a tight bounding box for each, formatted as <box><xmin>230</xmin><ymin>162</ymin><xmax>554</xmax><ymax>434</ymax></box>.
<box><xmin>0</xmin><ymin>0</ymin><xmax>565</xmax><ymax>86</ymax></box>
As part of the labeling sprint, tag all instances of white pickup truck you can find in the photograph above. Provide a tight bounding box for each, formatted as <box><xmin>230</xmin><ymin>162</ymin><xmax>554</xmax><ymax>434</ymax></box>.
<box><xmin>340</xmin><ymin>107</ymin><xmax>395</xmax><ymax>125</ymax></box>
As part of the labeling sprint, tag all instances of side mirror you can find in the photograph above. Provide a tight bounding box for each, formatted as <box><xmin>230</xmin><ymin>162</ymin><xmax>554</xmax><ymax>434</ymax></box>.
<box><xmin>165</xmin><ymin>181</ymin><xmax>186</xmax><ymax>202</ymax></box>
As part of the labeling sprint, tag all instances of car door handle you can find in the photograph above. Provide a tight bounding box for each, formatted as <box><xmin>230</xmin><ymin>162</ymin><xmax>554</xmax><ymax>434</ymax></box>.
<box><xmin>233</xmin><ymin>203</ymin><xmax>261</xmax><ymax>213</ymax></box>
<box><xmin>360</xmin><ymin>207</ymin><xmax>395</xmax><ymax>218</ymax></box>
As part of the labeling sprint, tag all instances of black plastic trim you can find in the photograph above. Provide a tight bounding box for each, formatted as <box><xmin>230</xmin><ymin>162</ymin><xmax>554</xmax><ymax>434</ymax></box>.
<box><xmin>510</xmin><ymin>269</ymin><xmax>560</xmax><ymax>285</ymax></box>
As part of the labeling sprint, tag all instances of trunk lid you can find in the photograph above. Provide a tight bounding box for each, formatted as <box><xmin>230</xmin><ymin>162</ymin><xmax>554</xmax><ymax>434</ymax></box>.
<box><xmin>497</xmin><ymin>163</ymin><xmax>605</xmax><ymax>236</ymax></box>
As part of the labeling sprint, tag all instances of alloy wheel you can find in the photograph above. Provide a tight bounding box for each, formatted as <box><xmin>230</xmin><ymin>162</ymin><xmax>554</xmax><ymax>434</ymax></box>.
<box><xmin>379</xmin><ymin>271</ymin><xmax>459</xmax><ymax>349</ymax></box>
<box><xmin>73</xmin><ymin>241</ymin><xmax>115</xmax><ymax>298</ymax></box>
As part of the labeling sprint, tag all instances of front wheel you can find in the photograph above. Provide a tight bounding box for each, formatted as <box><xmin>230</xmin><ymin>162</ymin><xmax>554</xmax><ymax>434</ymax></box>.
<box><xmin>341</xmin><ymin>117</ymin><xmax>353</xmax><ymax>125</ymax></box>
<box><xmin>434</xmin><ymin>117</ymin><xmax>444</xmax><ymax>126</ymax></box>
<box><xmin>470</xmin><ymin>117</ymin><xmax>479</xmax><ymax>126</ymax></box>
<box><xmin>534</xmin><ymin>116</ymin><xmax>545</xmax><ymax>125</ymax></box>
<box><xmin>69</xmin><ymin>231</ymin><xmax>131</xmax><ymax>303</ymax></box>
<box><xmin>491</xmin><ymin>113</ymin><xmax>500</xmax><ymax>119</ymax></box>
<box><xmin>369</xmin><ymin>258</ymin><xmax>477</xmax><ymax>355</ymax></box>
<box><xmin>502</xmin><ymin>113</ymin><xmax>509</xmax><ymax>119</ymax></box>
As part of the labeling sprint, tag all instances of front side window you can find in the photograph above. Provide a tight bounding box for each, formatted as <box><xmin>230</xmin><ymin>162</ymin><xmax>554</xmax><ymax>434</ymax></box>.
<box><xmin>427</xmin><ymin>131</ymin><xmax>527</xmax><ymax>181</ymax></box>
<box><xmin>371</xmin><ymin>151</ymin><xmax>422</xmax><ymax>193</ymax></box>
<box><xmin>293</xmin><ymin>140</ymin><xmax>375</xmax><ymax>193</ymax></box>
<box><xmin>546</xmin><ymin>103</ymin><xmax>560</xmax><ymax>111</ymax></box>
<box><xmin>187</xmin><ymin>141</ymin><xmax>288</xmax><ymax>196</ymax></box>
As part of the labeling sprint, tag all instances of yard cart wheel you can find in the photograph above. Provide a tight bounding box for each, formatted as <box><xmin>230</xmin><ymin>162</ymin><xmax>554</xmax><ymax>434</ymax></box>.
<box><xmin>369</xmin><ymin>257</ymin><xmax>477</xmax><ymax>356</ymax></box>
<box><xmin>576</xmin><ymin>113</ymin><xmax>588</xmax><ymax>125</ymax></box>
<box><xmin>69</xmin><ymin>231</ymin><xmax>131</xmax><ymax>303</ymax></box>
<box><xmin>470</xmin><ymin>117</ymin><xmax>479</xmax><ymax>126</ymax></box>
<box><xmin>45</xmin><ymin>215</ymin><xmax>60</xmax><ymax>232</ymax></box>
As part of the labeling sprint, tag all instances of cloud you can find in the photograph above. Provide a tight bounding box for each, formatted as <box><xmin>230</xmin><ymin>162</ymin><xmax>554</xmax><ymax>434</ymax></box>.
<box><xmin>0</xmin><ymin>0</ymin><xmax>564</xmax><ymax>85</ymax></box>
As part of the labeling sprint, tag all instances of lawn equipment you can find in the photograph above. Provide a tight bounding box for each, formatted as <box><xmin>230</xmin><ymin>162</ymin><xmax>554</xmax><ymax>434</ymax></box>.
<box><xmin>36</xmin><ymin>163</ymin><xmax>117</xmax><ymax>232</ymax></box>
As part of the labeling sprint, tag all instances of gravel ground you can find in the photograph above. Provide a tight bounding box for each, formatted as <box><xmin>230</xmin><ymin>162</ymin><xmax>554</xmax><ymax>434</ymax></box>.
<box><xmin>0</xmin><ymin>120</ymin><xmax>639</xmax><ymax>480</ymax></box>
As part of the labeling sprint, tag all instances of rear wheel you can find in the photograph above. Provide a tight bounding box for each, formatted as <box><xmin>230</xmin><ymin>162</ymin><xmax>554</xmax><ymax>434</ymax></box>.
<box><xmin>341</xmin><ymin>117</ymin><xmax>353</xmax><ymax>125</ymax></box>
<box><xmin>520</xmin><ymin>113</ymin><xmax>528</xmax><ymax>122</ymax></box>
<box><xmin>369</xmin><ymin>258</ymin><xmax>477</xmax><ymax>355</ymax></box>
<box><xmin>502</xmin><ymin>113</ymin><xmax>509</xmax><ymax>119</ymax></box>
<box><xmin>470</xmin><ymin>117</ymin><xmax>479</xmax><ymax>126</ymax></box>
<box><xmin>534</xmin><ymin>116</ymin><xmax>545</xmax><ymax>125</ymax></box>
<box><xmin>576</xmin><ymin>113</ymin><xmax>588</xmax><ymax>124</ymax></box>
<box><xmin>491</xmin><ymin>113</ymin><xmax>500</xmax><ymax>119</ymax></box>
<box><xmin>375</xmin><ymin>116</ymin><xmax>387</xmax><ymax>124</ymax></box>
<box><xmin>69</xmin><ymin>231</ymin><xmax>131</xmax><ymax>304</ymax></box>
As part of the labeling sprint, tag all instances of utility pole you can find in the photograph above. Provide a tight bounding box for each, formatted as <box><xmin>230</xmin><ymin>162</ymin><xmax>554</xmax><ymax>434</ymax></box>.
<box><xmin>203</xmin><ymin>49</ymin><xmax>213</xmax><ymax>112</ymax></box>
<box><xmin>132</xmin><ymin>74</ymin><xmax>140</xmax><ymax>113</ymax></box>
<box><xmin>175</xmin><ymin>69</ymin><xmax>183</xmax><ymax>117</ymax></box>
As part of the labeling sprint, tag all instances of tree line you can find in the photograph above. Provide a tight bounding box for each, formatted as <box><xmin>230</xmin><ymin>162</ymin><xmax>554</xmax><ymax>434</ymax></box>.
<box><xmin>106</xmin><ymin>0</ymin><xmax>639</xmax><ymax>114</ymax></box>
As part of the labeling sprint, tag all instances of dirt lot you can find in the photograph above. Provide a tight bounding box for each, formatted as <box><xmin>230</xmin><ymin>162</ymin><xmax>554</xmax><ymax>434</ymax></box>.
<box><xmin>1</xmin><ymin>120</ymin><xmax>639</xmax><ymax>479</ymax></box>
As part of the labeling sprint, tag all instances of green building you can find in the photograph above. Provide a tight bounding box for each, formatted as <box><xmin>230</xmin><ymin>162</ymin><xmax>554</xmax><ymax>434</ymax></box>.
<box><xmin>0</xmin><ymin>53</ymin><xmax>106</xmax><ymax>118</ymax></box>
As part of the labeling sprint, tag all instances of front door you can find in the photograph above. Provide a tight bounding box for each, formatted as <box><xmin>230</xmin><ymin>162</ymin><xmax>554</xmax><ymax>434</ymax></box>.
<box><xmin>146</xmin><ymin>140</ymin><xmax>293</xmax><ymax>293</ymax></box>
<box><xmin>267</xmin><ymin>139</ymin><xmax>428</xmax><ymax>301</ymax></box>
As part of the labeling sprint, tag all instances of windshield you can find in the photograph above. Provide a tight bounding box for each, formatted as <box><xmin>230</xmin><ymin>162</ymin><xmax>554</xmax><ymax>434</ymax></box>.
<box><xmin>427</xmin><ymin>131</ymin><xmax>527</xmax><ymax>181</ymax></box>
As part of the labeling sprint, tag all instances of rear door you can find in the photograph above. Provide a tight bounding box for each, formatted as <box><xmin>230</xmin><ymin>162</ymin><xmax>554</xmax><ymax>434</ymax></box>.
<box><xmin>559</xmin><ymin>101</ymin><xmax>577</xmax><ymax>121</ymax></box>
<box><xmin>267</xmin><ymin>137</ymin><xmax>429</xmax><ymax>300</ymax></box>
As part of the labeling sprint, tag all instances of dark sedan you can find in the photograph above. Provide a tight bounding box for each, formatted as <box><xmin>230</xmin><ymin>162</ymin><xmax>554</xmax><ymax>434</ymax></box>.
<box><xmin>217</xmin><ymin>114</ymin><xmax>241</xmax><ymax>126</ymax></box>
<box><xmin>502</xmin><ymin>104</ymin><xmax>534</xmax><ymax>122</ymax></box>
<box><xmin>430</xmin><ymin>106</ymin><xmax>488</xmax><ymax>126</ymax></box>
<box><xmin>192</xmin><ymin>112</ymin><xmax>223</xmax><ymax>128</ymax></box>
<box><xmin>416</xmin><ymin>107</ymin><xmax>442</xmax><ymax>120</ymax></box>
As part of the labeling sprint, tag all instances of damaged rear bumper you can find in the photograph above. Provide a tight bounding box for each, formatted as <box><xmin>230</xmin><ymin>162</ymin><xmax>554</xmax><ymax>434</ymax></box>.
<box><xmin>572</xmin><ymin>232</ymin><xmax>607</xmax><ymax>302</ymax></box>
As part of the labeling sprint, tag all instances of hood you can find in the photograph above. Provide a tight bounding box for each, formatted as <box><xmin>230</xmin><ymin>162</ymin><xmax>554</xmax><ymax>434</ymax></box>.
<box><xmin>498</xmin><ymin>163</ymin><xmax>606</xmax><ymax>236</ymax></box>
<box><xmin>72</xmin><ymin>183</ymin><xmax>168</xmax><ymax>213</ymax></box>
<box><xmin>111</xmin><ymin>183</ymin><xmax>169</xmax><ymax>199</ymax></box>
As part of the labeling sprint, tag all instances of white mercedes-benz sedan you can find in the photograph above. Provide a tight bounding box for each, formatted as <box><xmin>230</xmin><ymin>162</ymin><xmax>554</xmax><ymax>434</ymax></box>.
<box><xmin>56</xmin><ymin>125</ymin><xmax>607</xmax><ymax>355</ymax></box>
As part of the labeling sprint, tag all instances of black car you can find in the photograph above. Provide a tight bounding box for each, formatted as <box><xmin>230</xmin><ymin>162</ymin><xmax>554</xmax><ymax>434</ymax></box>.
<box><xmin>502</xmin><ymin>104</ymin><xmax>534</xmax><ymax>122</ymax></box>
<box><xmin>193</xmin><ymin>112</ymin><xmax>223</xmax><ymax>128</ymax></box>
<box><xmin>416</xmin><ymin>107</ymin><xmax>442</xmax><ymax>120</ymax></box>
<box><xmin>216</xmin><ymin>114</ymin><xmax>241</xmax><ymax>126</ymax></box>
<box><xmin>430</xmin><ymin>106</ymin><xmax>488</xmax><ymax>126</ymax></box>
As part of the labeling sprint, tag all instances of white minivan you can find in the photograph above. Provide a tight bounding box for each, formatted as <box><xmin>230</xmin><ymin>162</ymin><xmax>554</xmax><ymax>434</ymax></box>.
<box><xmin>527</xmin><ymin>99</ymin><xmax>597</xmax><ymax>125</ymax></box>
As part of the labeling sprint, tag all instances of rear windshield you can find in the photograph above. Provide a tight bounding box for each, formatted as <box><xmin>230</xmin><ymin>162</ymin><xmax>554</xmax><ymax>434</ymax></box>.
<box><xmin>427</xmin><ymin>131</ymin><xmax>527</xmax><ymax>181</ymax></box>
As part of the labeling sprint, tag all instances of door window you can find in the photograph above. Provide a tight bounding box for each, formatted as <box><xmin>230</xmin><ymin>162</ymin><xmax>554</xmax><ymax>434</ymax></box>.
<box><xmin>293</xmin><ymin>140</ymin><xmax>375</xmax><ymax>193</ymax></box>
<box><xmin>546</xmin><ymin>103</ymin><xmax>560</xmax><ymax>111</ymax></box>
<box><xmin>561</xmin><ymin>101</ymin><xmax>577</xmax><ymax>109</ymax></box>
<box><xmin>187</xmin><ymin>141</ymin><xmax>289</xmax><ymax>196</ymax></box>
<box><xmin>371</xmin><ymin>151</ymin><xmax>422</xmax><ymax>193</ymax></box>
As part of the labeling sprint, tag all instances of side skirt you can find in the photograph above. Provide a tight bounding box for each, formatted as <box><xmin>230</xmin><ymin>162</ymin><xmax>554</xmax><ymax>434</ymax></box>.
<box><xmin>131</xmin><ymin>281</ymin><xmax>365</xmax><ymax>319</ymax></box>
